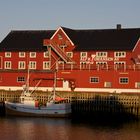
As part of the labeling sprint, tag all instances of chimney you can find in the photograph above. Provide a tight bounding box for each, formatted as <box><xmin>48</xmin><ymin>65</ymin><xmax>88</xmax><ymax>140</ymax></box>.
<box><xmin>116</xmin><ymin>24</ymin><xmax>121</xmax><ymax>30</ymax></box>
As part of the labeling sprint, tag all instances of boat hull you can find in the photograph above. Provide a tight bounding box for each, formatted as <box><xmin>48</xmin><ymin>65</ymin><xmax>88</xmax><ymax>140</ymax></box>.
<box><xmin>5</xmin><ymin>102</ymin><xmax>71</xmax><ymax>118</ymax></box>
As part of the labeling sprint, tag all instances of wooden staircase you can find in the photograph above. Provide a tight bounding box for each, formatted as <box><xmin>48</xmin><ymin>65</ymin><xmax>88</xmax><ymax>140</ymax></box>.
<box><xmin>44</xmin><ymin>39</ymin><xmax>73</xmax><ymax>63</ymax></box>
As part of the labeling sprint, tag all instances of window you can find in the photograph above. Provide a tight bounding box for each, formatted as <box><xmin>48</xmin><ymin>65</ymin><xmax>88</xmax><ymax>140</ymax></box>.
<box><xmin>114</xmin><ymin>52</ymin><xmax>126</xmax><ymax>58</ymax></box>
<box><xmin>5</xmin><ymin>52</ymin><xmax>11</xmax><ymax>58</ymax></box>
<box><xmin>119</xmin><ymin>77</ymin><xmax>129</xmax><ymax>84</ymax></box>
<box><xmin>5</xmin><ymin>61</ymin><xmax>11</xmax><ymax>69</ymax></box>
<box><xmin>19</xmin><ymin>52</ymin><xmax>25</xmax><ymax>57</ymax></box>
<box><xmin>96</xmin><ymin>62</ymin><xmax>107</xmax><ymax>65</ymax></box>
<box><xmin>29</xmin><ymin>61</ymin><xmax>36</xmax><ymax>69</ymax></box>
<box><xmin>135</xmin><ymin>82</ymin><xmax>140</xmax><ymax>88</ymax></box>
<box><xmin>30</xmin><ymin>52</ymin><xmax>36</xmax><ymax>58</ymax></box>
<box><xmin>80</xmin><ymin>52</ymin><xmax>87</xmax><ymax>60</ymax></box>
<box><xmin>18</xmin><ymin>61</ymin><xmax>25</xmax><ymax>69</ymax></box>
<box><xmin>17</xmin><ymin>77</ymin><xmax>25</xmax><ymax>82</ymax></box>
<box><xmin>44</xmin><ymin>51</ymin><xmax>49</xmax><ymax>58</ymax></box>
<box><xmin>90</xmin><ymin>77</ymin><xmax>99</xmax><ymax>83</ymax></box>
<box><xmin>58</xmin><ymin>34</ymin><xmax>63</xmax><ymax>39</ymax></box>
<box><xmin>96</xmin><ymin>52</ymin><xmax>107</xmax><ymax>57</ymax></box>
<box><xmin>43</xmin><ymin>61</ymin><xmax>50</xmax><ymax>69</ymax></box>
<box><xmin>66</xmin><ymin>52</ymin><xmax>73</xmax><ymax>58</ymax></box>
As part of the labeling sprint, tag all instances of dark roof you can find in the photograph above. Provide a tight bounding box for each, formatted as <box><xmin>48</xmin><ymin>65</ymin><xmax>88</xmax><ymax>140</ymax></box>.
<box><xmin>62</xmin><ymin>27</ymin><xmax>140</xmax><ymax>51</ymax></box>
<box><xmin>0</xmin><ymin>27</ymin><xmax>140</xmax><ymax>52</ymax></box>
<box><xmin>0</xmin><ymin>30</ymin><xmax>55</xmax><ymax>51</ymax></box>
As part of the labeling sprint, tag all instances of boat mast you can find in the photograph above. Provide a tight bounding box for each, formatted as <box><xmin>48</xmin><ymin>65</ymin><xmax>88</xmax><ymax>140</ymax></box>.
<box><xmin>26</xmin><ymin>64</ymin><xmax>30</xmax><ymax>93</ymax></box>
<box><xmin>53</xmin><ymin>70</ymin><xmax>57</xmax><ymax>101</ymax></box>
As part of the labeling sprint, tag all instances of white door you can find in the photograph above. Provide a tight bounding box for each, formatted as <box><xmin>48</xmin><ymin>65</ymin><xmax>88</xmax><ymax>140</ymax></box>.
<box><xmin>63</xmin><ymin>80</ymin><xmax>69</xmax><ymax>90</ymax></box>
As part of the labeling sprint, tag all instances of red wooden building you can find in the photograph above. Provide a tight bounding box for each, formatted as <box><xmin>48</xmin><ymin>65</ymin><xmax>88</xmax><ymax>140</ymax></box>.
<box><xmin>0</xmin><ymin>25</ymin><xmax>140</xmax><ymax>93</ymax></box>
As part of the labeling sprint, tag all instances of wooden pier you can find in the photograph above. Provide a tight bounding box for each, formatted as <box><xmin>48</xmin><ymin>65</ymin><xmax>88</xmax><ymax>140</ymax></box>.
<box><xmin>0</xmin><ymin>90</ymin><xmax>140</xmax><ymax>118</ymax></box>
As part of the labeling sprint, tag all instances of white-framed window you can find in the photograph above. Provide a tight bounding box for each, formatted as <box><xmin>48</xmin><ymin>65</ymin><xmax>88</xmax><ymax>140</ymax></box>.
<box><xmin>17</xmin><ymin>77</ymin><xmax>26</xmax><ymax>82</ymax></box>
<box><xmin>4</xmin><ymin>61</ymin><xmax>11</xmax><ymax>69</ymax></box>
<box><xmin>90</xmin><ymin>77</ymin><xmax>99</xmax><ymax>83</ymax></box>
<box><xmin>43</xmin><ymin>61</ymin><xmax>50</xmax><ymax>69</ymax></box>
<box><xmin>30</xmin><ymin>52</ymin><xmax>36</xmax><ymax>58</ymax></box>
<box><xmin>29</xmin><ymin>61</ymin><xmax>36</xmax><ymax>69</ymax></box>
<box><xmin>114</xmin><ymin>61</ymin><xmax>126</xmax><ymax>65</ymax></box>
<box><xmin>66</xmin><ymin>52</ymin><xmax>73</xmax><ymax>58</ymax></box>
<box><xmin>18</xmin><ymin>61</ymin><xmax>25</xmax><ymax>69</ymax></box>
<box><xmin>44</xmin><ymin>51</ymin><xmax>49</xmax><ymax>58</ymax></box>
<box><xmin>135</xmin><ymin>82</ymin><xmax>140</xmax><ymax>88</ymax></box>
<box><xmin>96</xmin><ymin>52</ymin><xmax>107</xmax><ymax>57</ymax></box>
<box><xmin>119</xmin><ymin>77</ymin><xmax>129</xmax><ymax>84</ymax></box>
<box><xmin>96</xmin><ymin>62</ymin><xmax>107</xmax><ymax>65</ymax></box>
<box><xmin>114</xmin><ymin>52</ymin><xmax>126</xmax><ymax>58</ymax></box>
<box><xmin>80</xmin><ymin>52</ymin><xmax>87</xmax><ymax>60</ymax></box>
<box><xmin>19</xmin><ymin>52</ymin><xmax>25</xmax><ymax>58</ymax></box>
<box><xmin>5</xmin><ymin>52</ymin><xmax>11</xmax><ymax>58</ymax></box>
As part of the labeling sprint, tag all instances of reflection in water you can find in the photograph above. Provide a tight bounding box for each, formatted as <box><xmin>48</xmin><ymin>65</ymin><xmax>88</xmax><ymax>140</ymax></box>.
<box><xmin>0</xmin><ymin>116</ymin><xmax>140</xmax><ymax>140</ymax></box>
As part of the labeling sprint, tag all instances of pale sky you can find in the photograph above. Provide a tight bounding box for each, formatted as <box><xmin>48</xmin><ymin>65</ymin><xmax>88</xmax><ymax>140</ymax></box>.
<box><xmin>0</xmin><ymin>0</ymin><xmax>140</xmax><ymax>41</ymax></box>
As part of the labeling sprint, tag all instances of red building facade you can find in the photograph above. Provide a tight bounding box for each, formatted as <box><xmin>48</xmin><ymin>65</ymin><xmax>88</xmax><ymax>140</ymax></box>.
<box><xmin>0</xmin><ymin>26</ymin><xmax>140</xmax><ymax>93</ymax></box>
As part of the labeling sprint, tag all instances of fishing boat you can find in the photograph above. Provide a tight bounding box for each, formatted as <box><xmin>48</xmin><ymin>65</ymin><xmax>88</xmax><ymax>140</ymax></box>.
<box><xmin>5</xmin><ymin>69</ymin><xmax>71</xmax><ymax>117</ymax></box>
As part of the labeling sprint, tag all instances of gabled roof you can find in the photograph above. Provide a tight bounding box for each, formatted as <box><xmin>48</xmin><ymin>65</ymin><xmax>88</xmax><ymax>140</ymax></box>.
<box><xmin>62</xmin><ymin>27</ymin><xmax>140</xmax><ymax>51</ymax></box>
<box><xmin>0</xmin><ymin>30</ymin><xmax>55</xmax><ymax>51</ymax></box>
<box><xmin>0</xmin><ymin>27</ymin><xmax>140</xmax><ymax>52</ymax></box>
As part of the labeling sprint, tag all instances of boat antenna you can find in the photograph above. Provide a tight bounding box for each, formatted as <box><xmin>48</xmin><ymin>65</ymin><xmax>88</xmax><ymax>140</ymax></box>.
<box><xmin>27</xmin><ymin>64</ymin><xmax>30</xmax><ymax>93</ymax></box>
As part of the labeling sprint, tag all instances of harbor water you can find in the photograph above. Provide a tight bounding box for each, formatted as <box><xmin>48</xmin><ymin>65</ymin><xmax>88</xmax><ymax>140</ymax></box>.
<box><xmin>0</xmin><ymin>116</ymin><xmax>140</xmax><ymax>140</ymax></box>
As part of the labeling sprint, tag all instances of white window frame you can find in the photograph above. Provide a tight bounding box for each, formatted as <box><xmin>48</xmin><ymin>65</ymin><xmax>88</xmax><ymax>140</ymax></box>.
<box><xmin>80</xmin><ymin>52</ymin><xmax>87</xmax><ymax>60</ymax></box>
<box><xmin>90</xmin><ymin>77</ymin><xmax>99</xmax><ymax>83</ymax></box>
<box><xmin>4</xmin><ymin>61</ymin><xmax>12</xmax><ymax>69</ymax></box>
<box><xmin>29</xmin><ymin>61</ymin><xmax>36</xmax><ymax>69</ymax></box>
<box><xmin>44</xmin><ymin>51</ymin><xmax>49</xmax><ymax>58</ymax></box>
<box><xmin>96</xmin><ymin>52</ymin><xmax>107</xmax><ymax>57</ymax></box>
<box><xmin>119</xmin><ymin>77</ymin><xmax>129</xmax><ymax>84</ymax></box>
<box><xmin>19</xmin><ymin>52</ymin><xmax>25</xmax><ymax>58</ymax></box>
<box><xmin>43</xmin><ymin>61</ymin><xmax>50</xmax><ymax>70</ymax></box>
<box><xmin>18</xmin><ymin>61</ymin><xmax>26</xmax><ymax>69</ymax></box>
<box><xmin>5</xmin><ymin>52</ymin><xmax>11</xmax><ymax>58</ymax></box>
<box><xmin>66</xmin><ymin>52</ymin><xmax>73</xmax><ymax>58</ymax></box>
<box><xmin>17</xmin><ymin>77</ymin><xmax>26</xmax><ymax>82</ymax></box>
<box><xmin>114</xmin><ymin>61</ymin><xmax>126</xmax><ymax>65</ymax></box>
<box><xmin>96</xmin><ymin>62</ymin><xmax>107</xmax><ymax>65</ymax></box>
<box><xmin>30</xmin><ymin>52</ymin><xmax>36</xmax><ymax>58</ymax></box>
<box><xmin>114</xmin><ymin>52</ymin><xmax>126</xmax><ymax>58</ymax></box>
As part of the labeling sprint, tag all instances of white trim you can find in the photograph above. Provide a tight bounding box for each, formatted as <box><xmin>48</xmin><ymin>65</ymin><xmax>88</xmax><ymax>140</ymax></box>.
<box><xmin>132</xmin><ymin>38</ymin><xmax>140</xmax><ymax>52</ymax></box>
<box><xmin>50</xmin><ymin>27</ymin><xmax>74</xmax><ymax>46</ymax></box>
<box><xmin>29</xmin><ymin>61</ymin><xmax>36</xmax><ymax>69</ymax></box>
<box><xmin>0</xmin><ymin>86</ymin><xmax>140</xmax><ymax>93</ymax></box>
<box><xmin>0</xmin><ymin>56</ymin><xmax>3</xmax><ymax>69</ymax></box>
<box><xmin>114</xmin><ymin>51</ymin><xmax>126</xmax><ymax>58</ymax></box>
<box><xmin>43</xmin><ymin>61</ymin><xmax>50</xmax><ymax>70</ymax></box>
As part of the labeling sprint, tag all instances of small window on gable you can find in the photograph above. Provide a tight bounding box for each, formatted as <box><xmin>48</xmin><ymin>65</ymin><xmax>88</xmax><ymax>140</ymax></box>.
<box><xmin>19</xmin><ymin>52</ymin><xmax>25</xmax><ymax>58</ymax></box>
<box><xmin>58</xmin><ymin>34</ymin><xmax>63</xmax><ymax>39</ymax></box>
<box><xmin>5</xmin><ymin>52</ymin><xmax>11</xmax><ymax>58</ymax></box>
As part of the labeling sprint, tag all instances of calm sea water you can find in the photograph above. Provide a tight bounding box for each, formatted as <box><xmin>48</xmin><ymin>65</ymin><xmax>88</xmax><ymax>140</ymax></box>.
<box><xmin>0</xmin><ymin>116</ymin><xmax>140</xmax><ymax>140</ymax></box>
